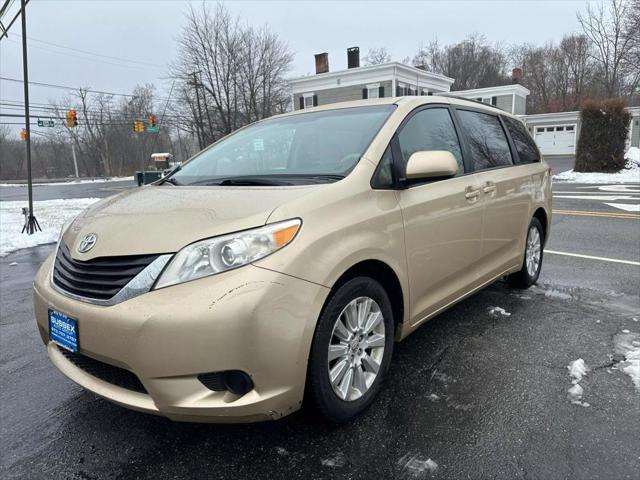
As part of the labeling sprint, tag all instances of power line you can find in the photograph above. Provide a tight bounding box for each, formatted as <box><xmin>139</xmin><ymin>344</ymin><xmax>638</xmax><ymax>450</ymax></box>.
<box><xmin>0</xmin><ymin>75</ymin><xmax>137</xmax><ymax>97</ymax></box>
<box><xmin>0</xmin><ymin>76</ymin><xmax>175</xmax><ymax>101</ymax></box>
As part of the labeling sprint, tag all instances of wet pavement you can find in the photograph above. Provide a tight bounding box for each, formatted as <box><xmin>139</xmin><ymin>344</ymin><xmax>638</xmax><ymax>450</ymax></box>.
<box><xmin>1</xmin><ymin>163</ymin><xmax>639</xmax><ymax>479</ymax></box>
<box><xmin>1</xmin><ymin>242</ymin><xmax>639</xmax><ymax>480</ymax></box>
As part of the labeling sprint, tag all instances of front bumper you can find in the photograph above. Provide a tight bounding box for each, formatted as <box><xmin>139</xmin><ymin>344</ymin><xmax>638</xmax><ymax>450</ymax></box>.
<box><xmin>33</xmin><ymin>254</ymin><xmax>329</xmax><ymax>423</ymax></box>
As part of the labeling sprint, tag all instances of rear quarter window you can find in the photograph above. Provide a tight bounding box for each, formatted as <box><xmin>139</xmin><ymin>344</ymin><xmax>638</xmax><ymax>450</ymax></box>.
<box><xmin>502</xmin><ymin>116</ymin><xmax>541</xmax><ymax>164</ymax></box>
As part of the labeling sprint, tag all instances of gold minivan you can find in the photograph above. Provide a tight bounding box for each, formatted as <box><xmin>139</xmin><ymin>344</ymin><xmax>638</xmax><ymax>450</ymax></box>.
<box><xmin>33</xmin><ymin>96</ymin><xmax>551</xmax><ymax>423</ymax></box>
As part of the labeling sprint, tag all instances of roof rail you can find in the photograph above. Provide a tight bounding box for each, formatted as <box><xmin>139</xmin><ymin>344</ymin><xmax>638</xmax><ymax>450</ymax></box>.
<box><xmin>438</xmin><ymin>93</ymin><xmax>503</xmax><ymax>111</ymax></box>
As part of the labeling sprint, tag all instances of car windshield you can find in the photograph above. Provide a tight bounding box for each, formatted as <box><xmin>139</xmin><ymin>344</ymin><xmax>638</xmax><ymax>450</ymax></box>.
<box><xmin>168</xmin><ymin>105</ymin><xmax>395</xmax><ymax>186</ymax></box>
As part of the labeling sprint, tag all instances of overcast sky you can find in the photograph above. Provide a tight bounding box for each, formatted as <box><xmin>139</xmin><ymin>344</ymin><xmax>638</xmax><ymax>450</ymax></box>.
<box><xmin>1</xmin><ymin>0</ymin><xmax>591</xmax><ymax>112</ymax></box>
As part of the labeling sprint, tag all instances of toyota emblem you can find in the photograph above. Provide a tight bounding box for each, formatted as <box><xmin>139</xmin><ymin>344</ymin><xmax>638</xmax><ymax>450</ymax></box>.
<box><xmin>77</xmin><ymin>233</ymin><xmax>98</xmax><ymax>253</ymax></box>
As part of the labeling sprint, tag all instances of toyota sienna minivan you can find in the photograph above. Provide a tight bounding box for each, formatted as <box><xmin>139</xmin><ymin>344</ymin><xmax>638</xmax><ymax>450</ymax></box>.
<box><xmin>34</xmin><ymin>96</ymin><xmax>551</xmax><ymax>423</ymax></box>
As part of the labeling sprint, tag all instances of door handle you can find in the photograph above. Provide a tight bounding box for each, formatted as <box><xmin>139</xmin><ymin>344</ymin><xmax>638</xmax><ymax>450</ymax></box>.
<box><xmin>465</xmin><ymin>187</ymin><xmax>481</xmax><ymax>200</ymax></box>
<box><xmin>483</xmin><ymin>183</ymin><xmax>496</xmax><ymax>194</ymax></box>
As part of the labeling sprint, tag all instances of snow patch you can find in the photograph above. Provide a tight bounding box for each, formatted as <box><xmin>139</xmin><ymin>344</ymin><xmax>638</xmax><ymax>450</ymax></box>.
<box><xmin>0</xmin><ymin>198</ymin><xmax>100</xmax><ymax>256</ymax></box>
<box><xmin>553</xmin><ymin>147</ymin><xmax>640</xmax><ymax>184</ymax></box>
<box><xmin>398</xmin><ymin>453</ymin><xmax>438</xmax><ymax>477</ymax></box>
<box><xmin>8</xmin><ymin>262</ymin><xmax>17</xmax><ymax>266</ymax></box>
<box><xmin>567</xmin><ymin>383</ymin><xmax>590</xmax><ymax>407</ymax></box>
<box><xmin>567</xmin><ymin>358</ymin><xmax>590</xmax><ymax>406</ymax></box>
<box><xmin>427</xmin><ymin>393</ymin><xmax>440</xmax><ymax>402</ymax></box>
<box><xmin>567</xmin><ymin>358</ymin><xmax>589</xmax><ymax>384</ymax></box>
<box><xmin>321</xmin><ymin>452</ymin><xmax>346</xmax><ymax>468</ymax></box>
<box><xmin>275</xmin><ymin>447</ymin><xmax>289</xmax><ymax>457</ymax></box>
<box><xmin>488</xmin><ymin>306</ymin><xmax>511</xmax><ymax>317</ymax></box>
<box><xmin>544</xmin><ymin>289</ymin><xmax>572</xmax><ymax>300</ymax></box>
<box><xmin>0</xmin><ymin>176</ymin><xmax>133</xmax><ymax>187</ymax></box>
<box><xmin>614</xmin><ymin>331</ymin><xmax>640</xmax><ymax>391</ymax></box>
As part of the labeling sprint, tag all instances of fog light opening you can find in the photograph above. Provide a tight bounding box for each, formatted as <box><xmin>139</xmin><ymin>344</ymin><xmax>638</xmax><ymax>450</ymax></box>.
<box><xmin>224</xmin><ymin>370</ymin><xmax>254</xmax><ymax>396</ymax></box>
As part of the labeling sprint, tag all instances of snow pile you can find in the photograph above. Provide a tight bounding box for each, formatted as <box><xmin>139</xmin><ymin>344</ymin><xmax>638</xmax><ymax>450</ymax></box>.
<box><xmin>0</xmin><ymin>176</ymin><xmax>134</xmax><ymax>187</ymax></box>
<box><xmin>0</xmin><ymin>198</ymin><xmax>99</xmax><ymax>256</ymax></box>
<box><xmin>488</xmin><ymin>306</ymin><xmax>511</xmax><ymax>317</ymax></box>
<box><xmin>566</xmin><ymin>358</ymin><xmax>590</xmax><ymax>407</ymax></box>
<box><xmin>553</xmin><ymin>147</ymin><xmax>640</xmax><ymax>184</ymax></box>
<box><xmin>567</xmin><ymin>384</ymin><xmax>588</xmax><ymax>407</ymax></box>
<box><xmin>613</xmin><ymin>331</ymin><xmax>640</xmax><ymax>391</ymax></box>
<box><xmin>567</xmin><ymin>358</ymin><xmax>589</xmax><ymax>384</ymax></box>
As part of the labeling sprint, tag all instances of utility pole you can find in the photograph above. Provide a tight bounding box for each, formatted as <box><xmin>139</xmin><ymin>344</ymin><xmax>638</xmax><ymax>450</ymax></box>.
<box><xmin>19</xmin><ymin>0</ymin><xmax>40</xmax><ymax>234</ymax></box>
<box><xmin>189</xmin><ymin>71</ymin><xmax>205</xmax><ymax>150</ymax></box>
<box><xmin>71</xmin><ymin>143</ymin><xmax>79</xmax><ymax>178</ymax></box>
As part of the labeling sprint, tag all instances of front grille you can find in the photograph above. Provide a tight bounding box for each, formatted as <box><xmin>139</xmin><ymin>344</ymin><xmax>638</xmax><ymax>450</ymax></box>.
<box><xmin>53</xmin><ymin>242</ymin><xmax>159</xmax><ymax>300</ymax></box>
<box><xmin>58</xmin><ymin>347</ymin><xmax>147</xmax><ymax>394</ymax></box>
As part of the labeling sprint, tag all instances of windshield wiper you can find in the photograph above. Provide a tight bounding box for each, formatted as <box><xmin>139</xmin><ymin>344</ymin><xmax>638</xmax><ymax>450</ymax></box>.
<box><xmin>159</xmin><ymin>165</ymin><xmax>182</xmax><ymax>185</ymax></box>
<box><xmin>190</xmin><ymin>176</ymin><xmax>294</xmax><ymax>186</ymax></box>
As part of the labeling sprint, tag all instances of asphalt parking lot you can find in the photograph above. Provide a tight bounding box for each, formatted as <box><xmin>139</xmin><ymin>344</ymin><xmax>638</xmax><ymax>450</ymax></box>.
<box><xmin>1</xmin><ymin>166</ymin><xmax>639</xmax><ymax>479</ymax></box>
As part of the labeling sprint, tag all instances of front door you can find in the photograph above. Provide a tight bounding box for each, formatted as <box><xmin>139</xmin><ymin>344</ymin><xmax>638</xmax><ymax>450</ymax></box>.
<box><xmin>393</xmin><ymin>106</ymin><xmax>485</xmax><ymax>327</ymax></box>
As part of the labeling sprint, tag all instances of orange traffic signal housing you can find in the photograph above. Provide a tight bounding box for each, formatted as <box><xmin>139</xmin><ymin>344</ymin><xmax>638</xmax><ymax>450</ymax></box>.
<box><xmin>20</xmin><ymin>128</ymin><xmax>27</xmax><ymax>141</ymax></box>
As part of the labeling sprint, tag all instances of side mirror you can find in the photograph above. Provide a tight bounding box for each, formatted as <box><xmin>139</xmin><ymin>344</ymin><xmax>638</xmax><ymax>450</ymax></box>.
<box><xmin>405</xmin><ymin>151</ymin><xmax>459</xmax><ymax>181</ymax></box>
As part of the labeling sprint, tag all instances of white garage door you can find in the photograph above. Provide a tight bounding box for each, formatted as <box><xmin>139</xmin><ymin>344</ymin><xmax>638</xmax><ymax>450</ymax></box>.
<box><xmin>534</xmin><ymin>125</ymin><xmax>576</xmax><ymax>155</ymax></box>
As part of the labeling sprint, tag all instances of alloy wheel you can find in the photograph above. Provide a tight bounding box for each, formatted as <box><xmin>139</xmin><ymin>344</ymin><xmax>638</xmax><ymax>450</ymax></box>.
<box><xmin>525</xmin><ymin>225</ymin><xmax>542</xmax><ymax>277</ymax></box>
<box><xmin>327</xmin><ymin>296</ymin><xmax>386</xmax><ymax>402</ymax></box>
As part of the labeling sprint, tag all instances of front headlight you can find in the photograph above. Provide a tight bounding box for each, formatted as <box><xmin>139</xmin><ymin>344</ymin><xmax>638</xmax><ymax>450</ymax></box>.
<box><xmin>154</xmin><ymin>219</ymin><xmax>301</xmax><ymax>289</ymax></box>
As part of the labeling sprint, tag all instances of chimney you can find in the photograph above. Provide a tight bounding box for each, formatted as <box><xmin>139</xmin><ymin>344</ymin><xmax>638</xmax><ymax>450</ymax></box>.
<box><xmin>512</xmin><ymin>67</ymin><xmax>523</xmax><ymax>84</ymax></box>
<box><xmin>347</xmin><ymin>47</ymin><xmax>360</xmax><ymax>69</ymax></box>
<box><xmin>315</xmin><ymin>53</ymin><xmax>329</xmax><ymax>74</ymax></box>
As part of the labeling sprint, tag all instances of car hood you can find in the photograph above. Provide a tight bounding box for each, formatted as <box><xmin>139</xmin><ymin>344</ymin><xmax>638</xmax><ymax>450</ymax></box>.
<box><xmin>62</xmin><ymin>185</ymin><xmax>321</xmax><ymax>259</ymax></box>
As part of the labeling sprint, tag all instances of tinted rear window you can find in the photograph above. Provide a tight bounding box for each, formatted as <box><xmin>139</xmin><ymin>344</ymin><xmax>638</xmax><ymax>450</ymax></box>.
<box><xmin>456</xmin><ymin>110</ymin><xmax>513</xmax><ymax>170</ymax></box>
<box><xmin>502</xmin><ymin>116</ymin><xmax>541</xmax><ymax>164</ymax></box>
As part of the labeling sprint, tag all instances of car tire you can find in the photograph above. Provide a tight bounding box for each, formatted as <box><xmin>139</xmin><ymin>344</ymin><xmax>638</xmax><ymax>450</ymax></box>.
<box><xmin>307</xmin><ymin>276</ymin><xmax>394</xmax><ymax>423</ymax></box>
<box><xmin>508</xmin><ymin>217</ymin><xmax>544</xmax><ymax>289</ymax></box>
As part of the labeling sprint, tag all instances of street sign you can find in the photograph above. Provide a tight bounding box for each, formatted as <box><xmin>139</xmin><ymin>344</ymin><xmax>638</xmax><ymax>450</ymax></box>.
<box><xmin>37</xmin><ymin>119</ymin><xmax>55</xmax><ymax>127</ymax></box>
<box><xmin>37</xmin><ymin>119</ymin><xmax>43</xmax><ymax>127</ymax></box>
<box><xmin>47</xmin><ymin>119</ymin><xmax>54</xmax><ymax>127</ymax></box>
<box><xmin>146</xmin><ymin>126</ymin><xmax>159</xmax><ymax>133</ymax></box>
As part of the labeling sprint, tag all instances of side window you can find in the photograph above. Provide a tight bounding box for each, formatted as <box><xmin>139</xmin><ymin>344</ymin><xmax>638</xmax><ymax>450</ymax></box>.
<box><xmin>456</xmin><ymin>110</ymin><xmax>513</xmax><ymax>170</ymax></box>
<box><xmin>502</xmin><ymin>116</ymin><xmax>541</xmax><ymax>164</ymax></box>
<box><xmin>397</xmin><ymin>108</ymin><xmax>464</xmax><ymax>175</ymax></box>
<box><xmin>371</xmin><ymin>146</ymin><xmax>394</xmax><ymax>188</ymax></box>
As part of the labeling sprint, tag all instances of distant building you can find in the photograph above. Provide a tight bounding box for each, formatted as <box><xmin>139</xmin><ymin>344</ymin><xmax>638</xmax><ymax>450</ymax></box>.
<box><xmin>289</xmin><ymin>48</ymin><xmax>529</xmax><ymax>115</ymax></box>
<box><xmin>288</xmin><ymin>47</ymin><xmax>639</xmax><ymax>156</ymax></box>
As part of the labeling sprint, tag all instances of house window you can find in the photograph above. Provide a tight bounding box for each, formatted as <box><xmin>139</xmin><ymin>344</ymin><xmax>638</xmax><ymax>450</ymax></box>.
<box><xmin>301</xmin><ymin>93</ymin><xmax>316</xmax><ymax>109</ymax></box>
<box><xmin>368</xmin><ymin>85</ymin><xmax>380</xmax><ymax>99</ymax></box>
<box><xmin>408</xmin><ymin>86</ymin><xmax>416</xmax><ymax>96</ymax></box>
<box><xmin>566</xmin><ymin>126</ymin><xmax>575</xmax><ymax>131</ymax></box>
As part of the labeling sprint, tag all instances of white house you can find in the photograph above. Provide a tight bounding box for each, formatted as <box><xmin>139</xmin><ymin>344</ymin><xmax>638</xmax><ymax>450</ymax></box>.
<box><xmin>288</xmin><ymin>48</ymin><xmax>640</xmax><ymax>155</ymax></box>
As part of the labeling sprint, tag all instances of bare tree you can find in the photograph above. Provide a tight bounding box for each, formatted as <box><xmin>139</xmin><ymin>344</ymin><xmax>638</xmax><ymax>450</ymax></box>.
<box><xmin>364</xmin><ymin>47</ymin><xmax>391</xmax><ymax>65</ymax></box>
<box><xmin>578</xmin><ymin>0</ymin><xmax>640</xmax><ymax>98</ymax></box>
<box><xmin>413</xmin><ymin>34</ymin><xmax>509</xmax><ymax>90</ymax></box>
<box><xmin>170</xmin><ymin>3</ymin><xmax>293</xmax><ymax>147</ymax></box>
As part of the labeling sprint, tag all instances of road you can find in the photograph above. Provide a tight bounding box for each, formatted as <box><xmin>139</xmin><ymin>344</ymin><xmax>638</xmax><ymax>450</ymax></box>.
<box><xmin>0</xmin><ymin>179</ymin><xmax>135</xmax><ymax>202</ymax></box>
<box><xmin>1</xmin><ymin>164</ymin><xmax>639</xmax><ymax>479</ymax></box>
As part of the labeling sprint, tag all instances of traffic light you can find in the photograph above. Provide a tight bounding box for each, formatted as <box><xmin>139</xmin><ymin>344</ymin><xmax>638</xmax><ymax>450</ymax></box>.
<box><xmin>132</xmin><ymin>120</ymin><xmax>144</xmax><ymax>133</ymax></box>
<box><xmin>20</xmin><ymin>128</ymin><xmax>27</xmax><ymax>142</ymax></box>
<box><xmin>148</xmin><ymin>115</ymin><xmax>156</xmax><ymax>128</ymax></box>
<box><xmin>65</xmin><ymin>110</ymin><xmax>78</xmax><ymax>128</ymax></box>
